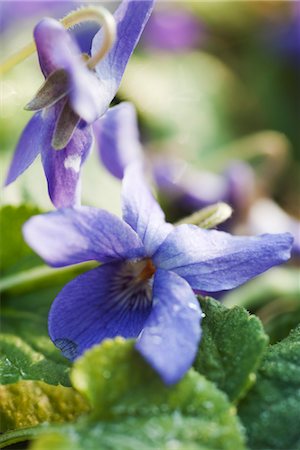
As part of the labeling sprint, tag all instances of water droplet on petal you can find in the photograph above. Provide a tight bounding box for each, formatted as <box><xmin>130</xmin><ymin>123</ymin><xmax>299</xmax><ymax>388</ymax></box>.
<box><xmin>188</xmin><ymin>302</ymin><xmax>198</xmax><ymax>310</ymax></box>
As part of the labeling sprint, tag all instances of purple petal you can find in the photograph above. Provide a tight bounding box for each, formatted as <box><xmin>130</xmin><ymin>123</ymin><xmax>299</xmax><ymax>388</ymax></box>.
<box><xmin>136</xmin><ymin>269</ymin><xmax>202</xmax><ymax>385</ymax></box>
<box><xmin>34</xmin><ymin>17</ymin><xmax>102</xmax><ymax>123</ymax></box>
<box><xmin>49</xmin><ymin>263</ymin><xmax>152</xmax><ymax>360</ymax></box>
<box><xmin>5</xmin><ymin>112</ymin><xmax>44</xmax><ymax>185</ymax></box>
<box><xmin>122</xmin><ymin>163</ymin><xmax>173</xmax><ymax>256</ymax></box>
<box><xmin>34</xmin><ymin>17</ymin><xmax>81</xmax><ymax>78</ymax></box>
<box><xmin>223</xmin><ymin>161</ymin><xmax>255</xmax><ymax>212</ymax></box>
<box><xmin>153</xmin><ymin>225</ymin><xmax>293</xmax><ymax>292</ymax></box>
<box><xmin>68</xmin><ymin>63</ymin><xmax>104</xmax><ymax>124</ymax></box>
<box><xmin>91</xmin><ymin>0</ymin><xmax>154</xmax><ymax>114</ymax></box>
<box><xmin>40</xmin><ymin>108</ymin><xmax>93</xmax><ymax>208</ymax></box>
<box><xmin>23</xmin><ymin>207</ymin><xmax>145</xmax><ymax>267</ymax></box>
<box><xmin>93</xmin><ymin>102</ymin><xmax>143</xmax><ymax>179</ymax></box>
<box><xmin>72</xmin><ymin>22</ymin><xmax>99</xmax><ymax>55</ymax></box>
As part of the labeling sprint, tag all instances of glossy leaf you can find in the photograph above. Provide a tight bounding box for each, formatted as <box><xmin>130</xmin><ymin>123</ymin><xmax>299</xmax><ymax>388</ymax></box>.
<box><xmin>10</xmin><ymin>339</ymin><xmax>246</xmax><ymax>450</ymax></box>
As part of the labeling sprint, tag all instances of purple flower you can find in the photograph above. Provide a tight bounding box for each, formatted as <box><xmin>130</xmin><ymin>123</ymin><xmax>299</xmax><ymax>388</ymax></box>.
<box><xmin>0</xmin><ymin>1</ymin><xmax>77</xmax><ymax>33</ymax></box>
<box><xmin>263</xmin><ymin>2</ymin><xmax>300</xmax><ymax>60</ymax></box>
<box><xmin>142</xmin><ymin>9</ymin><xmax>205</xmax><ymax>51</ymax></box>
<box><xmin>5</xmin><ymin>0</ymin><xmax>154</xmax><ymax>208</ymax></box>
<box><xmin>23</xmin><ymin>163</ymin><xmax>293</xmax><ymax>384</ymax></box>
<box><xmin>94</xmin><ymin>102</ymin><xmax>143</xmax><ymax>179</ymax></box>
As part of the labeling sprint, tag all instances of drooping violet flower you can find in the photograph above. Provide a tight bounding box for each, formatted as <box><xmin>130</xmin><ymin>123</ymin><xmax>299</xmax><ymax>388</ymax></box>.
<box><xmin>5</xmin><ymin>0</ymin><xmax>154</xmax><ymax>208</ymax></box>
<box><xmin>23</xmin><ymin>163</ymin><xmax>293</xmax><ymax>384</ymax></box>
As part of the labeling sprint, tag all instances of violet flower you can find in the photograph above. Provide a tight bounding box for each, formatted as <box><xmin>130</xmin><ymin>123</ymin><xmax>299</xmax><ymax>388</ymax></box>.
<box><xmin>23</xmin><ymin>163</ymin><xmax>293</xmax><ymax>384</ymax></box>
<box><xmin>0</xmin><ymin>1</ymin><xmax>77</xmax><ymax>33</ymax></box>
<box><xmin>142</xmin><ymin>9</ymin><xmax>205</xmax><ymax>52</ymax></box>
<box><xmin>5</xmin><ymin>0</ymin><xmax>153</xmax><ymax>208</ymax></box>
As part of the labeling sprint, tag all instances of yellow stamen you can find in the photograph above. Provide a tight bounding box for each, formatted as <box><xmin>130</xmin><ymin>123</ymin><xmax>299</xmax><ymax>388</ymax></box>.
<box><xmin>0</xmin><ymin>6</ymin><xmax>116</xmax><ymax>76</ymax></box>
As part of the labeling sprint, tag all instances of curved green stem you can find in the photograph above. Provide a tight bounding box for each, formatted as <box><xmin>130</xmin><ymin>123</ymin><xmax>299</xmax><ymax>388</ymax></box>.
<box><xmin>0</xmin><ymin>425</ymin><xmax>50</xmax><ymax>448</ymax></box>
<box><xmin>0</xmin><ymin>261</ymin><xmax>98</xmax><ymax>293</ymax></box>
<box><xmin>0</xmin><ymin>6</ymin><xmax>116</xmax><ymax>75</ymax></box>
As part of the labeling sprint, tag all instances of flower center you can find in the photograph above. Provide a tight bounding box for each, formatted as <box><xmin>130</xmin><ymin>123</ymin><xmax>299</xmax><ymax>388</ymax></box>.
<box><xmin>137</xmin><ymin>258</ymin><xmax>156</xmax><ymax>282</ymax></box>
<box><xmin>109</xmin><ymin>259</ymin><xmax>156</xmax><ymax>313</ymax></box>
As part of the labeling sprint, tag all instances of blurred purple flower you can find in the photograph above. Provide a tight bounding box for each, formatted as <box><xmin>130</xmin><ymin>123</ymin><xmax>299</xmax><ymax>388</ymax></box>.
<box><xmin>263</xmin><ymin>2</ymin><xmax>300</xmax><ymax>59</ymax></box>
<box><xmin>153</xmin><ymin>157</ymin><xmax>255</xmax><ymax>216</ymax></box>
<box><xmin>5</xmin><ymin>0</ymin><xmax>154</xmax><ymax>208</ymax></box>
<box><xmin>23</xmin><ymin>163</ymin><xmax>293</xmax><ymax>384</ymax></box>
<box><xmin>0</xmin><ymin>0</ymin><xmax>76</xmax><ymax>33</ymax></box>
<box><xmin>142</xmin><ymin>9</ymin><xmax>205</xmax><ymax>51</ymax></box>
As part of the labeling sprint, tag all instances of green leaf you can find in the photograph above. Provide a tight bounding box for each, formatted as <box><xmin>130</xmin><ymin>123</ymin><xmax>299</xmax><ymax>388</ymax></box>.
<box><xmin>30</xmin><ymin>413</ymin><xmax>241</xmax><ymax>450</ymax></box>
<box><xmin>0</xmin><ymin>380</ymin><xmax>89</xmax><ymax>433</ymax></box>
<box><xmin>1</xmin><ymin>286</ymin><xmax>72</xmax><ymax>386</ymax></box>
<box><xmin>0</xmin><ymin>203</ymin><xmax>72</xmax><ymax>386</ymax></box>
<box><xmin>238</xmin><ymin>325</ymin><xmax>300</xmax><ymax>450</ymax></box>
<box><xmin>0</xmin><ymin>204</ymin><xmax>41</xmax><ymax>275</ymax></box>
<box><xmin>0</xmin><ymin>205</ymin><xmax>97</xmax><ymax>387</ymax></box>
<box><xmin>4</xmin><ymin>339</ymin><xmax>246</xmax><ymax>450</ymax></box>
<box><xmin>194</xmin><ymin>297</ymin><xmax>268</xmax><ymax>402</ymax></box>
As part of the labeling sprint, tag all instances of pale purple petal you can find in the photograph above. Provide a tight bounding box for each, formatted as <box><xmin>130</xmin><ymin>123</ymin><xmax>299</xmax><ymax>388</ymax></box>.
<box><xmin>34</xmin><ymin>17</ymin><xmax>82</xmax><ymax>78</ymax></box>
<box><xmin>136</xmin><ymin>269</ymin><xmax>202</xmax><ymax>385</ymax></box>
<box><xmin>49</xmin><ymin>263</ymin><xmax>152</xmax><ymax>360</ymax></box>
<box><xmin>91</xmin><ymin>0</ymin><xmax>154</xmax><ymax>115</ymax></box>
<box><xmin>34</xmin><ymin>17</ymin><xmax>102</xmax><ymax>123</ymax></box>
<box><xmin>68</xmin><ymin>63</ymin><xmax>104</xmax><ymax>124</ymax></box>
<box><xmin>23</xmin><ymin>207</ymin><xmax>145</xmax><ymax>267</ymax></box>
<box><xmin>153</xmin><ymin>225</ymin><xmax>293</xmax><ymax>292</ymax></box>
<box><xmin>93</xmin><ymin>102</ymin><xmax>143</xmax><ymax>179</ymax></box>
<box><xmin>40</xmin><ymin>109</ymin><xmax>93</xmax><ymax>208</ymax></box>
<box><xmin>5</xmin><ymin>112</ymin><xmax>44</xmax><ymax>185</ymax></box>
<box><xmin>122</xmin><ymin>163</ymin><xmax>173</xmax><ymax>256</ymax></box>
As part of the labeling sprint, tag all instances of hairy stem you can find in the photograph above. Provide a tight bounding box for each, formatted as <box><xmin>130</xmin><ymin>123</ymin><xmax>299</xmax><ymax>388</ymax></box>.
<box><xmin>0</xmin><ymin>6</ymin><xmax>116</xmax><ymax>75</ymax></box>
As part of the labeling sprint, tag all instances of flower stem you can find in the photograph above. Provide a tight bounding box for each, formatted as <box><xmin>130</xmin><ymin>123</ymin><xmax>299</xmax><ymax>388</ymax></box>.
<box><xmin>0</xmin><ymin>425</ymin><xmax>53</xmax><ymax>448</ymax></box>
<box><xmin>0</xmin><ymin>261</ymin><xmax>98</xmax><ymax>293</ymax></box>
<box><xmin>0</xmin><ymin>6</ymin><xmax>116</xmax><ymax>75</ymax></box>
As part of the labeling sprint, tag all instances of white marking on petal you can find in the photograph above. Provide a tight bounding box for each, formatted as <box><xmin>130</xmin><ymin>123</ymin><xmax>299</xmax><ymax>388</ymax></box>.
<box><xmin>64</xmin><ymin>154</ymin><xmax>81</xmax><ymax>173</ymax></box>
